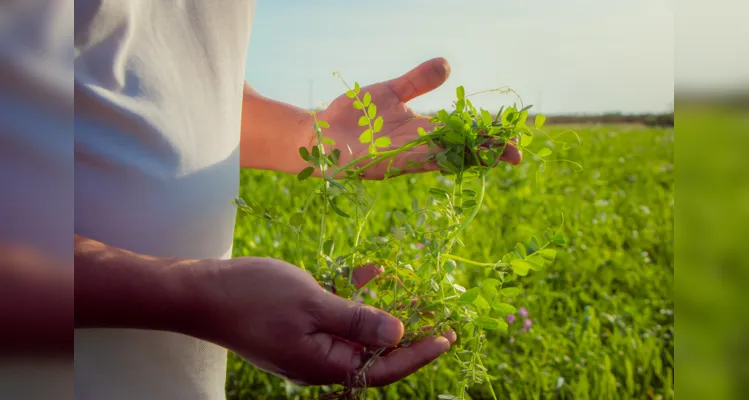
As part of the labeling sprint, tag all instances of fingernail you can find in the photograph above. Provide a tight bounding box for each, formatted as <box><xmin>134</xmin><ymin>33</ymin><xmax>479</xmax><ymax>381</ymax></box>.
<box><xmin>435</xmin><ymin>337</ymin><xmax>451</xmax><ymax>352</ymax></box>
<box><xmin>377</xmin><ymin>317</ymin><xmax>403</xmax><ymax>346</ymax></box>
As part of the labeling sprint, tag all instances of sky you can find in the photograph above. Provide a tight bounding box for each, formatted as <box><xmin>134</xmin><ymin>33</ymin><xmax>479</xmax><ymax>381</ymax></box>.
<box><xmin>244</xmin><ymin>0</ymin><xmax>678</xmax><ymax>115</ymax></box>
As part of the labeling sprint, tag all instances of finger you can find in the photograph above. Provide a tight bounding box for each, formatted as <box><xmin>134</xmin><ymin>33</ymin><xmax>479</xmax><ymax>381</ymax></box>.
<box><xmin>381</xmin><ymin>327</ymin><xmax>456</xmax><ymax>357</ymax></box>
<box><xmin>351</xmin><ymin>263</ymin><xmax>384</xmax><ymax>289</ymax></box>
<box><xmin>359</xmin><ymin>335</ymin><xmax>452</xmax><ymax>387</ymax></box>
<box><xmin>313</xmin><ymin>292</ymin><xmax>404</xmax><ymax>348</ymax></box>
<box><xmin>498</xmin><ymin>142</ymin><xmax>522</xmax><ymax>165</ymax></box>
<box><xmin>386</xmin><ymin>57</ymin><xmax>451</xmax><ymax>103</ymax></box>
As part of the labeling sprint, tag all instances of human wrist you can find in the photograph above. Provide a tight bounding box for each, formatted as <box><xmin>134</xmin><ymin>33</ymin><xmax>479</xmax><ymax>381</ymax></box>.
<box><xmin>73</xmin><ymin>235</ymin><xmax>210</xmax><ymax>337</ymax></box>
<box><xmin>239</xmin><ymin>85</ymin><xmax>316</xmax><ymax>173</ymax></box>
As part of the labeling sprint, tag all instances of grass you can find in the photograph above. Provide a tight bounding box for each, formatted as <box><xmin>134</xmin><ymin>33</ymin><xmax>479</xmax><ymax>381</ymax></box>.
<box><xmin>226</xmin><ymin>124</ymin><xmax>674</xmax><ymax>399</ymax></box>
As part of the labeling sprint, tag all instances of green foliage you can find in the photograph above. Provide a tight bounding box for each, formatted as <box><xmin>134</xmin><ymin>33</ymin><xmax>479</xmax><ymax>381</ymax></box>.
<box><xmin>229</xmin><ymin>73</ymin><xmax>673</xmax><ymax>399</ymax></box>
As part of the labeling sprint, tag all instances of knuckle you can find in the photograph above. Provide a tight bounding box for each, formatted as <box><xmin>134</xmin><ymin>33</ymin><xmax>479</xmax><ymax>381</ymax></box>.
<box><xmin>348</xmin><ymin>305</ymin><xmax>367</xmax><ymax>340</ymax></box>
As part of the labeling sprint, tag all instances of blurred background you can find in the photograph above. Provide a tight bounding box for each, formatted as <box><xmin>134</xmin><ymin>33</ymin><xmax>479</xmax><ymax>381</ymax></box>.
<box><xmin>245</xmin><ymin>0</ymin><xmax>675</xmax><ymax>117</ymax></box>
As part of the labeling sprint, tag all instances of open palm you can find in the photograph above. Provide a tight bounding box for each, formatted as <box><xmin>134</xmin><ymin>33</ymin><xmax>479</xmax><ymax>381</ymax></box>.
<box><xmin>313</xmin><ymin>57</ymin><xmax>522</xmax><ymax>180</ymax></box>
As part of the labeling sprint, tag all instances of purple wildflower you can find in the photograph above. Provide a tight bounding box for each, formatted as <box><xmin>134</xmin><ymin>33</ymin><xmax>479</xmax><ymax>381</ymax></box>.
<box><xmin>507</xmin><ymin>314</ymin><xmax>517</xmax><ymax>324</ymax></box>
<box><xmin>519</xmin><ymin>307</ymin><xmax>529</xmax><ymax>317</ymax></box>
<box><xmin>354</xmin><ymin>296</ymin><xmax>363</xmax><ymax>303</ymax></box>
<box><xmin>370</xmin><ymin>290</ymin><xmax>377</xmax><ymax>299</ymax></box>
<box><xmin>362</xmin><ymin>288</ymin><xmax>368</xmax><ymax>293</ymax></box>
<box><xmin>522</xmin><ymin>318</ymin><xmax>533</xmax><ymax>332</ymax></box>
<box><xmin>415</xmin><ymin>243</ymin><xmax>426</xmax><ymax>249</ymax></box>
<box><xmin>509</xmin><ymin>336</ymin><xmax>515</xmax><ymax>344</ymax></box>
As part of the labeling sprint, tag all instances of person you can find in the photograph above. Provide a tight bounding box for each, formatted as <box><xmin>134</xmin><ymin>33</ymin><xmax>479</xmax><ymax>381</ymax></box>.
<box><xmin>6</xmin><ymin>1</ymin><xmax>523</xmax><ymax>399</ymax></box>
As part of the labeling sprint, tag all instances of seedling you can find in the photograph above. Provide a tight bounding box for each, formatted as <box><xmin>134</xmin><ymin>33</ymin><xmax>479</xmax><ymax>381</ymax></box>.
<box><xmin>234</xmin><ymin>73</ymin><xmax>580</xmax><ymax>400</ymax></box>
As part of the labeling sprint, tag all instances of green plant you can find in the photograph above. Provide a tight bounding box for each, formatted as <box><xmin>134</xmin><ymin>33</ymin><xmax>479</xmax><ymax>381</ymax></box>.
<box><xmin>233</xmin><ymin>73</ymin><xmax>580</xmax><ymax>400</ymax></box>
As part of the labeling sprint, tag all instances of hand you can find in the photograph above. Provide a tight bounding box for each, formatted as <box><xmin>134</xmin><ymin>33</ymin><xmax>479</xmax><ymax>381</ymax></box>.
<box><xmin>308</xmin><ymin>57</ymin><xmax>523</xmax><ymax>180</ymax></box>
<box><xmin>192</xmin><ymin>257</ymin><xmax>457</xmax><ymax>387</ymax></box>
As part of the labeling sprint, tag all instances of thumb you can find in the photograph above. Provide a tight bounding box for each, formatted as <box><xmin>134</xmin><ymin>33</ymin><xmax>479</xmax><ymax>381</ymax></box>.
<box><xmin>314</xmin><ymin>292</ymin><xmax>404</xmax><ymax>348</ymax></box>
<box><xmin>387</xmin><ymin>57</ymin><xmax>451</xmax><ymax>103</ymax></box>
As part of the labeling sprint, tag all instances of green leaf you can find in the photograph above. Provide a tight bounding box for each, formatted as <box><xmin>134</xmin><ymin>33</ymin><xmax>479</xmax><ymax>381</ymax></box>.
<box><xmin>480</xmin><ymin>109</ymin><xmax>493</xmax><ymax>126</ymax></box>
<box><xmin>515</xmin><ymin>243</ymin><xmax>527</xmax><ymax>257</ymax></box>
<box><xmin>553</xmin><ymin>231</ymin><xmax>566</xmax><ymax>245</ymax></box>
<box><xmin>501</xmin><ymin>287</ymin><xmax>522</xmax><ymax>297</ymax></box>
<box><xmin>456</xmin><ymin>86</ymin><xmax>465</xmax><ymax>100</ymax></box>
<box><xmin>462</xmin><ymin>200</ymin><xmax>478</xmax><ymax>209</ymax></box>
<box><xmin>321</xmin><ymin>137</ymin><xmax>335</xmax><ymax>145</ymax></box>
<box><xmin>345</xmin><ymin>90</ymin><xmax>356</xmax><ymax>98</ymax></box>
<box><xmin>521</xmin><ymin>132</ymin><xmax>534</xmax><ymax>147</ymax></box>
<box><xmin>502</xmin><ymin>107</ymin><xmax>517</xmax><ymax>125</ymax></box>
<box><xmin>528</xmin><ymin>236</ymin><xmax>541</xmax><ymax>253</ymax></box>
<box><xmin>443</xmin><ymin>129</ymin><xmax>464</xmax><ymax>145</ymax></box>
<box><xmin>535</xmin><ymin>114</ymin><xmax>546</xmax><ymax>128</ymax></box>
<box><xmin>330</xmin><ymin>149</ymin><xmax>341</xmax><ymax>164</ymax></box>
<box><xmin>495</xmin><ymin>105</ymin><xmax>505</xmax><ymax>122</ymax></box>
<box><xmin>334</xmin><ymin>275</ymin><xmax>353</xmax><ymax>299</ymax></box>
<box><xmin>459</xmin><ymin>288</ymin><xmax>481</xmax><ymax>304</ymax></box>
<box><xmin>537</xmin><ymin>249</ymin><xmax>557</xmax><ymax>261</ymax></box>
<box><xmin>359</xmin><ymin>129</ymin><xmax>373</xmax><ymax>143</ymax></box>
<box><xmin>393</xmin><ymin>210</ymin><xmax>406</xmax><ymax>221</ymax></box>
<box><xmin>538</xmin><ymin>148</ymin><xmax>552</xmax><ymax>157</ymax></box>
<box><xmin>474</xmin><ymin>316</ymin><xmax>508</xmax><ymax>331</ymax></box>
<box><xmin>407</xmin><ymin>311</ymin><xmax>420</xmax><ymax>326</ymax></box>
<box><xmin>416</xmin><ymin>213</ymin><xmax>426</xmax><ymax>227</ymax></box>
<box><xmin>297</xmin><ymin>166</ymin><xmax>314</xmax><ymax>181</ymax></box>
<box><xmin>323</xmin><ymin>239</ymin><xmax>334</xmax><ymax>255</ymax></box>
<box><xmin>462</xmin><ymin>189</ymin><xmax>476</xmax><ymax>197</ymax></box>
<box><xmin>473</xmin><ymin>294</ymin><xmax>490</xmax><ymax>311</ymax></box>
<box><xmin>430</xmin><ymin>279</ymin><xmax>440</xmax><ymax>292</ymax></box>
<box><xmin>428</xmin><ymin>187</ymin><xmax>450</xmax><ymax>201</ymax></box>
<box><xmin>374</xmin><ymin>136</ymin><xmax>391</xmax><ymax>147</ymax></box>
<box><xmin>393</xmin><ymin>227</ymin><xmax>406</xmax><ymax>241</ymax></box>
<box><xmin>455</xmin><ymin>99</ymin><xmax>465</xmax><ymax>113</ymax></box>
<box><xmin>437</xmin><ymin>110</ymin><xmax>450</xmax><ymax>123</ymax></box>
<box><xmin>493</xmin><ymin>303</ymin><xmax>517</xmax><ymax>315</ymax></box>
<box><xmin>481</xmin><ymin>278</ymin><xmax>501</xmax><ymax>288</ymax></box>
<box><xmin>479</xmin><ymin>149</ymin><xmax>496</xmax><ymax>166</ymax></box>
<box><xmin>510</xmin><ymin>259</ymin><xmax>533</xmax><ymax>276</ymax></box>
<box><xmin>353</xmin><ymin>100</ymin><xmax>364</xmax><ymax>109</ymax></box>
<box><xmin>289</xmin><ymin>212</ymin><xmax>304</xmax><ymax>227</ymax></box>
<box><xmin>329</xmin><ymin>199</ymin><xmax>350</xmax><ymax>218</ymax></box>
<box><xmin>358</xmin><ymin>115</ymin><xmax>369</xmax><ymax>126</ymax></box>
<box><xmin>317</xmin><ymin>120</ymin><xmax>330</xmax><ymax>129</ymax></box>
<box><xmin>354</xmin><ymin>82</ymin><xmax>361</xmax><ymax>94</ymax></box>
<box><xmin>373</xmin><ymin>116</ymin><xmax>384</xmax><ymax>133</ymax></box>
<box><xmin>362</xmin><ymin>92</ymin><xmax>371</xmax><ymax>106</ymax></box>
<box><xmin>480</xmin><ymin>283</ymin><xmax>497</xmax><ymax>299</ymax></box>
<box><xmin>417</xmin><ymin>127</ymin><xmax>427</xmax><ymax>137</ymax></box>
<box><xmin>525</xmin><ymin>255</ymin><xmax>546</xmax><ymax>271</ymax></box>
<box><xmin>298</xmin><ymin>147</ymin><xmax>310</xmax><ymax>161</ymax></box>
<box><xmin>368</xmin><ymin>104</ymin><xmax>377</xmax><ymax>119</ymax></box>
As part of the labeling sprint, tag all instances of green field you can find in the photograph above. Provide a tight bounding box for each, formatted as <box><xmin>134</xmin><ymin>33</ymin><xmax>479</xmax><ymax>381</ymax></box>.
<box><xmin>226</xmin><ymin>124</ymin><xmax>674</xmax><ymax>399</ymax></box>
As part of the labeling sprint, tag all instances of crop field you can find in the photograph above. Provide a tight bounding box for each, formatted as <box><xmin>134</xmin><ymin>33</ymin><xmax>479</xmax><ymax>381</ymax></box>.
<box><xmin>226</xmin><ymin>123</ymin><xmax>674</xmax><ymax>400</ymax></box>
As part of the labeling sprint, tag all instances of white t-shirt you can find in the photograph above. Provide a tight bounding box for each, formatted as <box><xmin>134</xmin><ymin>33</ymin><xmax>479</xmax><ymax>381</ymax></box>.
<box><xmin>73</xmin><ymin>1</ymin><xmax>255</xmax><ymax>399</ymax></box>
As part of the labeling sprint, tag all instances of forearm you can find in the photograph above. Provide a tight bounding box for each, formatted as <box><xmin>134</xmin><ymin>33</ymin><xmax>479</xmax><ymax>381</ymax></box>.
<box><xmin>239</xmin><ymin>82</ymin><xmax>314</xmax><ymax>173</ymax></box>
<box><xmin>73</xmin><ymin>234</ymin><xmax>208</xmax><ymax>336</ymax></box>
<box><xmin>0</xmin><ymin>243</ymin><xmax>72</xmax><ymax>358</ymax></box>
